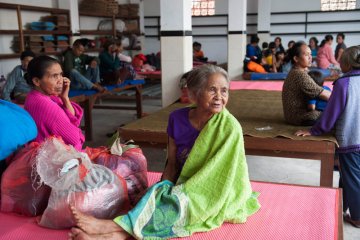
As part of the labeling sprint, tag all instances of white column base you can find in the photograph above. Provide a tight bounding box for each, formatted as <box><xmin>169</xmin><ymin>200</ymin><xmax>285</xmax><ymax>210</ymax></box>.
<box><xmin>228</xmin><ymin>34</ymin><xmax>246</xmax><ymax>79</ymax></box>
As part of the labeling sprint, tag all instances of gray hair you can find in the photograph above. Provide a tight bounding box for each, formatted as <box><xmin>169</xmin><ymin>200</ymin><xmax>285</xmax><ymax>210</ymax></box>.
<box><xmin>186</xmin><ymin>64</ymin><xmax>229</xmax><ymax>99</ymax></box>
<box><xmin>340</xmin><ymin>46</ymin><xmax>360</xmax><ymax>70</ymax></box>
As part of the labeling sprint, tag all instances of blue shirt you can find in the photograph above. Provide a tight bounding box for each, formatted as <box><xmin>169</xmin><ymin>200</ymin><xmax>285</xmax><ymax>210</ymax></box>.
<box><xmin>1</xmin><ymin>65</ymin><xmax>31</xmax><ymax>101</ymax></box>
<box><xmin>308</xmin><ymin>86</ymin><xmax>332</xmax><ymax>111</ymax></box>
<box><xmin>0</xmin><ymin>100</ymin><xmax>37</xmax><ymax>160</ymax></box>
<box><xmin>246</xmin><ymin>44</ymin><xmax>262</xmax><ymax>63</ymax></box>
<box><xmin>311</xmin><ymin>48</ymin><xmax>318</xmax><ymax>58</ymax></box>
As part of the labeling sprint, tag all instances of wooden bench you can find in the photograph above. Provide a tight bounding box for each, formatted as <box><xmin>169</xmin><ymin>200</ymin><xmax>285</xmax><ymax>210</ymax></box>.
<box><xmin>69</xmin><ymin>79</ymin><xmax>144</xmax><ymax>141</ymax></box>
<box><xmin>119</xmin><ymin>90</ymin><xmax>338</xmax><ymax>187</ymax></box>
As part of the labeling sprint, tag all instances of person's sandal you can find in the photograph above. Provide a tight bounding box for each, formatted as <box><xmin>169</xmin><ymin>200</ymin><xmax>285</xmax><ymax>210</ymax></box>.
<box><xmin>344</xmin><ymin>214</ymin><xmax>360</xmax><ymax>228</ymax></box>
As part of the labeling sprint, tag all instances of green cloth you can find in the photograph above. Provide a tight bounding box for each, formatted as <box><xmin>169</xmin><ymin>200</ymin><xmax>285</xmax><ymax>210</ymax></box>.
<box><xmin>114</xmin><ymin>108</ymin><xmax>260</xmax><ymax>239</ymax></box>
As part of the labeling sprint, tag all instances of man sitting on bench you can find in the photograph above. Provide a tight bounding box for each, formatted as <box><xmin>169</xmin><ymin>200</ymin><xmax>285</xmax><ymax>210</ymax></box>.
<box><xmin>63</xmin><ymin>39</ymin><xmax>105</xmax><ymax>92</ymax></box>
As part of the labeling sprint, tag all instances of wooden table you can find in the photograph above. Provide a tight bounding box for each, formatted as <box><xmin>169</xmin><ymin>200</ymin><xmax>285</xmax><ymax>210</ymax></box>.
<box><xmin>119</xmin><ymin>90</ymin><xmax>338</xmax><ymax>187</ymax></box>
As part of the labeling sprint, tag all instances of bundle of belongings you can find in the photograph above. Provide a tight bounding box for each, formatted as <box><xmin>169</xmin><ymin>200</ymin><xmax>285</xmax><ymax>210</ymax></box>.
<box><xmin>1</xmin><ymin>137</ymin><xmax>148</xmax><ymax>229</ymax></box>
<box><xmin>132</xmin><ymin>53</ymin><xmax>160</xmax><ymax>72</ymax></box>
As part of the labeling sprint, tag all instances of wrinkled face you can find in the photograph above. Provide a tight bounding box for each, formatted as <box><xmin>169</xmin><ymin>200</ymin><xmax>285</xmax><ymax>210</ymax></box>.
<box><xmin>196</xmin><ymin>73</ymin><xmax>229</xmax><ymax>114</ymax></box>
<box><xmin>337</xmin><ymin>35</ymin><xmax>343</xmax><ymax>44</ymax></box>
<box><xmin>73</xmin><ymin>44</ymin><xmax>85</xmax><ymax>57</ymax></box>
<box><xmin>294</xmin><ymin>45</ymin><xmax>312</xmax><ymax>68</ymax></box>
<box><xmin>21</xmin><ymin>56</ymin><xmax>33</xmax><ymax>71</ymax></box>
<box><xmin>33</xmin><ymin>63</ymin><xmax>64</xmax><ymax>96</ymax></box>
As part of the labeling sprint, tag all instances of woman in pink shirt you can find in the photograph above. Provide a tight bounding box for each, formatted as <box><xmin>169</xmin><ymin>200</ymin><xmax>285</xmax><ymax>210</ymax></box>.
<box><xmin>316</xmin><ymin>35</ymin><xmax>339</xmax><ymax>69</ymax></box>
<box><xmin>24</xmin><ymin>56</ymin><xmax>84</xmax><ymax>150</ymax></box>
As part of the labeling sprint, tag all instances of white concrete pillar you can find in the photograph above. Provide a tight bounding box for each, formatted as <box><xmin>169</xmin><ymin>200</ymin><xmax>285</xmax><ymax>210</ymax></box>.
<box><xmin>160</xmin><ymin>0</ymin><xmax>192</xmax><ymax>107</ymax></box>
<box><xmin>58</xmin><ymin>0</ymin><xmax>80</xmax><ymax>34</ymax></box>
<box><xmin>227</xmin><ymin>0</ymin><xmax>247</xmax><ymax>79</ymax></box>
<box><xmin>257</xmin><ymin>0</ymin><xmax>271</xmax><ymax>44</ymax></box>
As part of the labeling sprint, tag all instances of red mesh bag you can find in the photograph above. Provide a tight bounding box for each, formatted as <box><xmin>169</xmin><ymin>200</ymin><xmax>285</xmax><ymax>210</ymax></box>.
<box><xmin>1</xmin><ymin>142</ymin><xmax>51</xmax><ymax>216</ymax></box>
<box><xmin>85</xmin><ymin>142</ymin><xmax>148</xmax><ymax>206</ymax></box>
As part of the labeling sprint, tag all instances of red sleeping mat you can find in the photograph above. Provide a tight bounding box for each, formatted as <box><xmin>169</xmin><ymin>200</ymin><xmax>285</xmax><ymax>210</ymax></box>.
<box><xmin>0</xmin><ymin>172</ymin><xmax>342</xmax><ymax>240</ymax></box>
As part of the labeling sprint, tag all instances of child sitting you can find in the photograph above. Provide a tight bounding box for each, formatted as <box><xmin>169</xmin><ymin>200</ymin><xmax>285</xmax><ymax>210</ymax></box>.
<box><xmin>272</xmin><ymin>51</ymin><xmax>285</xmax><ymax>73</ymax></box>
<box><xmin>193</xmin><ymin>42</ymin><xmax>208</xmax><ymax>62</ymax></box>
<box><xmin>307</xmin><ymin>70</ymin><xmax>331</xmax><ymax>111</ymax></box>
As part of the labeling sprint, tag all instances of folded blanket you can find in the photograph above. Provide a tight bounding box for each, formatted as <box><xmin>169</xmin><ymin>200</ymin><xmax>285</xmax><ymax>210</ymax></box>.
<box><xmin>114</xmin><ymin>108</ymin><xmax>260</xmax><ymax>239</ymax></box>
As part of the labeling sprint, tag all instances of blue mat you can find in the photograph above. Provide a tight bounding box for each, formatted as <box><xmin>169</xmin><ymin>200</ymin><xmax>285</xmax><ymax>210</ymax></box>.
<box><xmin>250</xmin><ymin>72</ymin><xmax>288</xmax><ymax>80</ymax></box>
<box><xmin>69</xmin><ymin>79</ymin><xmax>145</xmax><ymax>98</ymax></box>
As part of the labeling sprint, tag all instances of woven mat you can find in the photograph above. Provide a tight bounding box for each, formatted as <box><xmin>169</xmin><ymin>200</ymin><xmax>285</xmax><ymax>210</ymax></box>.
<box><xmin>122</xmin><ymin>90</ymin><xmax>337</xmax><ymax>145</ymax></box>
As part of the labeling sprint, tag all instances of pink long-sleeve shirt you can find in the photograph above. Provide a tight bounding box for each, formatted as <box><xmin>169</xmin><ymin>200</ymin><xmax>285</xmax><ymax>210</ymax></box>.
<box><xmin>316</xmin><ymin>44</ymin><xmax>339</xmax><ymax>69</ymax></box>
<box><xmin>24</xmin><ymin>90</ymin><xmax>85</xmax><ymax>150</ymax></box>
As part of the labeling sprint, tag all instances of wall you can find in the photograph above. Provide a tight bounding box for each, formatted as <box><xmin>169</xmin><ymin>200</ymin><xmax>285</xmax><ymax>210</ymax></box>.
<box><xmin>143</xmin><ymin>0</ymin><xmax>360</xmax><ymax>64</ymax></box>
<box><xmin>1</xmin><ymin>0</ymin><xmax>360</xmax><ymax>76</ymax></box>
<box><xmin>0</xmin><ymin>0</ymin><xmax>142</xmax><ymax>76</ymax></box>
<box><xmin>0</xmin><ymin>0</ymin><xmax>58</xmax><ymax>75</ymax></box>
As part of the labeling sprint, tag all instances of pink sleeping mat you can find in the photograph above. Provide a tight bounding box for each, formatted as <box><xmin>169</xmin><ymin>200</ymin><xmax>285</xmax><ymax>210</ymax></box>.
<box><xmin>230</xmin><ymin>80</ymin><xmax>333</xmax><ymax>91</ymax></box>
<box><xmin>0</xmin><ymin>172</ymin><xmax>342</xmax><ymax>240</ymax></box>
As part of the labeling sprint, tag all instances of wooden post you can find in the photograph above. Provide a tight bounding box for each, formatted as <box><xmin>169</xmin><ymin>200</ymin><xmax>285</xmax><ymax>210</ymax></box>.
<box><xmin>16</xmin><ymin>5</ymin><xmax>24</xmax><ymax>52</ymax></box>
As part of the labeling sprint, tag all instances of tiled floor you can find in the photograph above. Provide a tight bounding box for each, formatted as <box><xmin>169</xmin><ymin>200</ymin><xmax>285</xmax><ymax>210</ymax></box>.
<box><xmin>84</xmin><ymin>97</ymin><xmax>359</xmax><ymax>239</ymax></box>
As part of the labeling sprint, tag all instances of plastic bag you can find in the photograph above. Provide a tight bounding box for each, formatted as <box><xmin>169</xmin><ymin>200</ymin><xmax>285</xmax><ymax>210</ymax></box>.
<box><xmin>1</xmin><ymin>142</ymin><xmax>51</xmax><ymax>216</ymax></box>
<box><xmin>85</xmin><ymin>140</ymin><xmax>148</xmax><ymax>206</ymax></box>
<box><xmin>36</xmin><ymin>137</ymin><xmax>128</xmax><ymax>229</ymax></box>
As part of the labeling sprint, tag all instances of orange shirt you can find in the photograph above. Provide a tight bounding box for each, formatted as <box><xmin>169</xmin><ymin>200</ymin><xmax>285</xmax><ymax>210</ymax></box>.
<box><xmin>194</xmin><ymin>50</ymin><xmax>204</xmax><ymax>58</ymax></box>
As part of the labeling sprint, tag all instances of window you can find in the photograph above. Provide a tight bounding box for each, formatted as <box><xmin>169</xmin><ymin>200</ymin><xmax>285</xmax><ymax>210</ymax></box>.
<box><xmin>321</xmin><ymin>0</ymin><xmax>356</xmax><ymax>11</ymax></box>
<box><xmin>192</xmin><ymin>0</ymin><xmax>215</xmax><ymax>16</ymax></box>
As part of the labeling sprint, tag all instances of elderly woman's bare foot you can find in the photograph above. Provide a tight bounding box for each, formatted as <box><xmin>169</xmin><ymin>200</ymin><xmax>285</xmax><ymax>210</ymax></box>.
<box><xmin>68</xmin><ymin>227</ymin><xmax>130</xmax><ymax>240</ymax></box>
<box><xmin>70</xmin><ymin>205</ymin><xmax>122</xmax><ymax>235</ymax></box>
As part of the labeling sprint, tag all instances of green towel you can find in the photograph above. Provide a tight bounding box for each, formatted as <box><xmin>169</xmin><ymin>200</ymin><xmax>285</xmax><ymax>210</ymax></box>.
<box><xmin>114</xmin><ymin>108</ymin><xmax>260</xmax><ymax>239</ymax></box>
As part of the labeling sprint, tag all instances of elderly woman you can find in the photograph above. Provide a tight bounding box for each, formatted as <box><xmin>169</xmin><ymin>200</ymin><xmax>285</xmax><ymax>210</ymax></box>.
<box><xmin>282</xmin><ymin>41</ymin><xmax>331</xmax><ymax>126</ymax></box>
<box><xmin>296</xmin><ymin>46</ymin><xmax>360</xmax><ymax>228</ymax></box>
<box><xmin>68</xmin><ymin>65</ymin><xmax>260</xmax><ymax>240</ymax></box>
<box><xmin>24</xmin><ymin>56</ymin><xmax>84</xmax><ymax>151</ymax></box>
